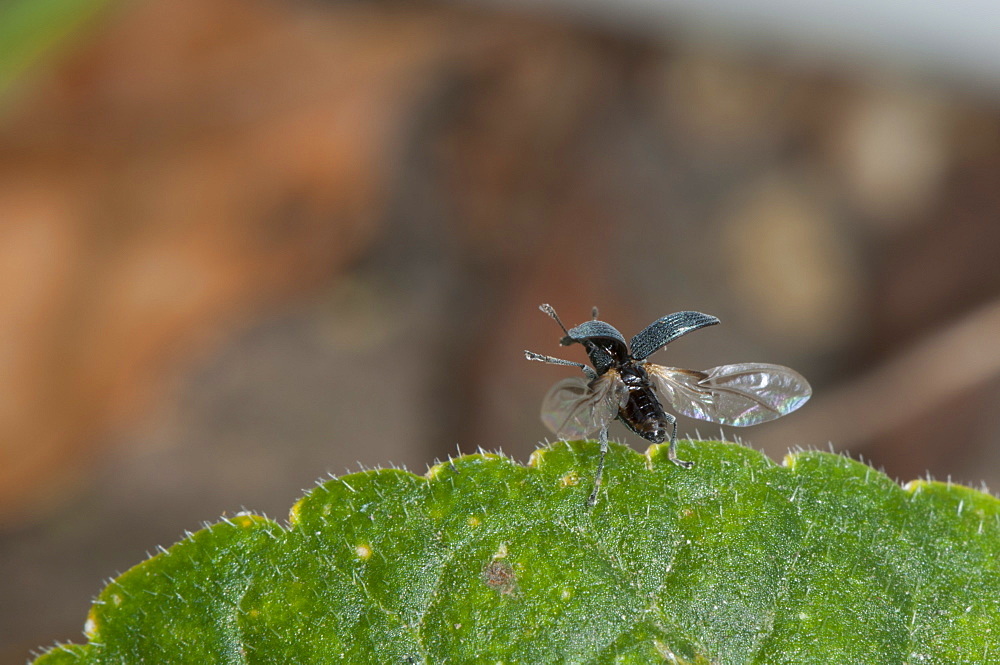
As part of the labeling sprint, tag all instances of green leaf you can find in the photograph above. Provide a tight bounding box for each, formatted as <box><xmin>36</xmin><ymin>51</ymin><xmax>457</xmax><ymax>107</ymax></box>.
<box><xmin>32</xmin><ymin>440</ymin><xmax>1000</xmax><ymax>664</ymax></box>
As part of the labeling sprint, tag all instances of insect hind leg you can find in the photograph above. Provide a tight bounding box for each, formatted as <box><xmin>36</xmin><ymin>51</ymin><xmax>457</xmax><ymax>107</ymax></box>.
<box><xmin>664</xmin><ymin>413</ymin><xmax>693</xmax><ymax>469</ymax></box>
<box><xmin>587</xmin><ymin>424</ymin><xmax>609</xmax><ymax>507</ymax></box>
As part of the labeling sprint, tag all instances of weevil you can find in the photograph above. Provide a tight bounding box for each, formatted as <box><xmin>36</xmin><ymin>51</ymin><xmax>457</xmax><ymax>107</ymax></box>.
<box><xmin>526</xmin><ymin>304</ymin><xmax>811</xmax><ymax>505</ymax></box>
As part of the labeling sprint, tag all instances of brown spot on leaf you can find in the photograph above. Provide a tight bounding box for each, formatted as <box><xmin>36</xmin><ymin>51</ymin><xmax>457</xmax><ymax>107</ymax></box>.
<box><xmin>482</xmin><ymin>559</ymin><xmax>517</xmax><ymax>596</ymax></box>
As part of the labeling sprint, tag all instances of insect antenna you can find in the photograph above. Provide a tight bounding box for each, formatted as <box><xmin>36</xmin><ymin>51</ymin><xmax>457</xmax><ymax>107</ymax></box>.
<box><xmin>540</xmin><ymin>303</ymin><xmax>584</xmax><ymax>348</ymax></box>
<box><xmin>539</xmin><ymin>303</ymin><xmax>570</xmax><ymax>335</ymax></box>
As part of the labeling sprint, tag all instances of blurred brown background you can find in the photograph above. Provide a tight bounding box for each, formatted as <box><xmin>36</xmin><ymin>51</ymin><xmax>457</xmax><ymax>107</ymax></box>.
<box><xmin>4</xmin><ymin>0</ymin><xmax>1000</xmax><ymax>659</ymax></box>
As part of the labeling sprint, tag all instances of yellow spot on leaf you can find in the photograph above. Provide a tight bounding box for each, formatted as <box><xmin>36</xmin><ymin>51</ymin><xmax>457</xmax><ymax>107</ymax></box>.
<box><xmin>84</xmin><ymin>614</ymin><xmax>97</xmax><ymax>639</ymax></box>
<box><xmin>559</xmin><ymin>472</ymin><xmax>580</xmax><ymax>488</ymax></box>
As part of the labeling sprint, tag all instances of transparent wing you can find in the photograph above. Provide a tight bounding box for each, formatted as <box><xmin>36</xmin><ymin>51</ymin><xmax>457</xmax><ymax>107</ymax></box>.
<box><xmin>646</xmin><ymin>362</ymin><xmax>811</xmax><ymax>427</ymax></box>
<box><xmin>540</xmin><ymin>372</ymin><xmax>628</xmax><ymax>439</ymax></box>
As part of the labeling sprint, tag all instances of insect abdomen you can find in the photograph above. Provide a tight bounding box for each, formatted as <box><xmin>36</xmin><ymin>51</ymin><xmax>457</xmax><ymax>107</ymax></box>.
<box><xmin>620</xmin><ymin>385</ymin><xmax>670</xmax><ymax>443</ymax></box>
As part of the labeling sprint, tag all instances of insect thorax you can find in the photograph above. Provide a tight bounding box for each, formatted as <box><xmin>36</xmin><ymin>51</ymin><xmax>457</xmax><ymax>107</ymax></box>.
<box><xmin>582</xmin><ymin>339</ymin><xmax>628</xmax><ymax>375</ymax></box>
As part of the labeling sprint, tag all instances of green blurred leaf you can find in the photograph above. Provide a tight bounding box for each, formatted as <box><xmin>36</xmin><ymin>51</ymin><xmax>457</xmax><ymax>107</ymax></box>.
<box><xmin>32</xmin><ymin>440</ymin><xmax>1000</xmax><ymax>663</ymax></box>
<box><xmin>0</xmin><ymin>0</ymin><xmax>113</xmax><ymax>95</ymax></box>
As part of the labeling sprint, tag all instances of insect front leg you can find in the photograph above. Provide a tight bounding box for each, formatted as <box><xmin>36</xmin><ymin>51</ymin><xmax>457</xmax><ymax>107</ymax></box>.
<box><xmin>524</xmin><ymin>351</ymin><xmax>598</xmax><ymax>381</ymax></box>
<box><xmin>664</xmin><ymin>413</ymin><xmax>693</xmax><ymax>469</ymax></box>
<box><xmin>587</xmin><ymin>423</ymin><xmax>609</xmax><ymax>507</ymax></box>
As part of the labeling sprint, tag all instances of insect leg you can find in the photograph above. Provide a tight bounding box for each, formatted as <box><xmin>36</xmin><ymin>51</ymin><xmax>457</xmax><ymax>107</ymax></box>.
<box><xmin>587</xmin><ymin>423</ymin><xmax>609</xmax><ymax>507</ymax></box>
<box><xmin>523</xmin><ymin>350</ymin><xmax>598</xmax><ymax>381</ymax></box>
<box><xmin>665</xmin><ymin>413</ymin><xmax>694</xmax><ymax>469</ymax></box>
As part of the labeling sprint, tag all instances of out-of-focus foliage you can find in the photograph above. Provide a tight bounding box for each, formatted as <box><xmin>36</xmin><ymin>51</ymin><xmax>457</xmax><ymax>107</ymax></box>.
<box><xmin>0</xmin><ymin>0</ymin><xmax>111</xmax><ymax>94</ymax></box>
<box><xmin>33</xmin><ymin>440</ymin><xmax>1000</xmax><ymax>663</ymax></box>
